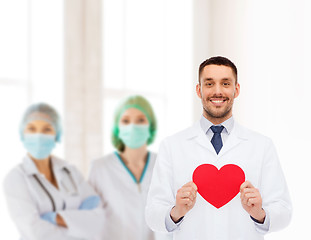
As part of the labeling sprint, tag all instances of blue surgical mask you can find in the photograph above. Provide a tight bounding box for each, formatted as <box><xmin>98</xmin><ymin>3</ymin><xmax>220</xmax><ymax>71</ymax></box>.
<box><xmin>119</xmin><ymin>124</ymin><xmax>150</xmax><ymax>149</ymax></box>
<box><xmin>23</xmin><ymin>133</ymin><xmax>56</xmax><ymax>160</ymax></box>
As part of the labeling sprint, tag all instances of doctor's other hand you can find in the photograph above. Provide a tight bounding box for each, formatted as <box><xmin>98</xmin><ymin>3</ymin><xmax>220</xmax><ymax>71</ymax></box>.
<box><xmin>41</xmin><ymin>212</ymin><xmax>67</xmax><ymax>227</ymax></box>
<box><xmin>170</xmin><ymin>181</ymin><xmax>197</xmax><ymax>223</ymax></box>
<box><xmin>240</xmin><ymin>181</ymin><xmax>266</xmax><ymax>223</ymax></box>
<box><xmin>41</xmin><ymin>212</ymin><xmax>57</xmax><ymax>225</ymax></box>
<box><xmin>79</xmin><ymin>195</ymin><xmax>101</xmax><ymax>210</ymax></box>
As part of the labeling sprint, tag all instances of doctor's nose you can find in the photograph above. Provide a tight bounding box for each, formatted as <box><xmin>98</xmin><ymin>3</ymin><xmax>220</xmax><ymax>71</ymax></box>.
<box><xmin>213</xmin><ymin>83</ymin><xmax>223</xmax><ymax>95</ymax></box>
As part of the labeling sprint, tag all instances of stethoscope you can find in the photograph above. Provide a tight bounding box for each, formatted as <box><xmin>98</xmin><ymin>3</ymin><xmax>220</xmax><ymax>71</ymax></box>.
<box><xmin>33</xmin><ymin>167</ymin><xmax>78</xmax><ymax>211</ymax></box>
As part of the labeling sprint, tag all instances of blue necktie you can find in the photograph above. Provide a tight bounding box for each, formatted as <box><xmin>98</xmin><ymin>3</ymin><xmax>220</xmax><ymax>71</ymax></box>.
<box><xmin>210</xmin><ymin>125</ymin><xmax>224</xmax><ymax>154</ymax></box>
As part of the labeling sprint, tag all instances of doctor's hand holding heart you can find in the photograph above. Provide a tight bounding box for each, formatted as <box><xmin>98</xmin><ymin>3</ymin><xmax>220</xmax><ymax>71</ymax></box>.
<box><xmin>240</xmin><ymin>181</ymin><xmax>266</xmax><ymax>223</ymax></box>
<box><xmin>146</xmin><ymin>56</ymin><xmax>292</xmax><ymax>240</ymax></box>
<box><xmin>170</xmin><ymin>181</ymin><xmax>198</xmax><ymax>223</ymax></box>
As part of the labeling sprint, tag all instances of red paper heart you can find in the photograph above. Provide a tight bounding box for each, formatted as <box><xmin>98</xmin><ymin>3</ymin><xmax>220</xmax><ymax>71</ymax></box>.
<box><xmin>192</xmin><ymin>164</ymin><xmax>245</xmax><ymax>209</ymax></box>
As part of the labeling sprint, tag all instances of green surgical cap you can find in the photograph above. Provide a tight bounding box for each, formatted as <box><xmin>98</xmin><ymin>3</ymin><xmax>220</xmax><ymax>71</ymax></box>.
<box><xmin>19</xmin><ymin>103</ymin><xmax>62</xmax><ymax>142</ymax></box>
<box><xmin>112</xmin><ymin>95</ymin><xmax>157</xmax><ymax>152</ymax></box>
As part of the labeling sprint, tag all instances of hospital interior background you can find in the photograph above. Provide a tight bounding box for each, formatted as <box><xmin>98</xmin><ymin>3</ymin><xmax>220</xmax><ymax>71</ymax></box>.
<box><xmin>0</xmin><ymin>0</ymin><xmax>310</xmax><ymax>239</ymax></box>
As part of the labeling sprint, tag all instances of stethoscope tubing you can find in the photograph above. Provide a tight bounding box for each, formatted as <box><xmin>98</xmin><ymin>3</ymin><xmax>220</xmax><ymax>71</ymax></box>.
<box><xmin>33</xmin><ymin>167</ymin><xmax>78</xmax><ymax>212</ymax></box>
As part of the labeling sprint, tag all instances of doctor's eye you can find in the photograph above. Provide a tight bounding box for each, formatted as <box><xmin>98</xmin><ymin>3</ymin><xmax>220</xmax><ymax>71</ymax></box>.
<box><xmin>137</xmin><ymin>117</ymin><xmax>147</xmax><ymax>124</ymax></box>
<box><xmin>26</xmin><ymin>126</ymin><xmax>36</xmax><ymax>132</ymax></box>
<box><xmin>120</xmin><ymin>118</ymin><xmax>130</xmax><ymax>124</ymax></box>
<box><xmin>204</xmin><ymin>82</ymin><xmax>213</xmax><ymax>87</ymax></box>
<box><xmin>43</xmin><ymin>127</ymin><xmax>53</xmax><ymax>133</ymax></box>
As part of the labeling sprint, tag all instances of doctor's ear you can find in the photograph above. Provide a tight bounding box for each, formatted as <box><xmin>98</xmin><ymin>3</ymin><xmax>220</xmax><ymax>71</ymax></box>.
<box><xmin>234</xmin><ymin>83</ymin><xmax>240</xmax><ymax>98</ymax></box>
<box><xmin>196</xmin><ymin>84</ymin><xmax>202</xmax><ymax>99</ymax></box>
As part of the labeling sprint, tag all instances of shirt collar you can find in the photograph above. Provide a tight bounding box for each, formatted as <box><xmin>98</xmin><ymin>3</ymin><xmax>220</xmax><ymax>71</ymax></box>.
<box><xmin>200</xmin><ymin>115</ymin><xmax>234</xmax><ymax>134</ymax></box>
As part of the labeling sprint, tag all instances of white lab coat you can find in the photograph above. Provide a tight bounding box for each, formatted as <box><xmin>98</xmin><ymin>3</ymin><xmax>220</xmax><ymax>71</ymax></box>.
<box><xmin>145</xmin><ymin>121</ymin><xmax>292</xmax><ymax>240</ymax></box>
<box><xmin>3</xmin><ymin>155</ymin><xmax>105</xmax><ymax>240</ymax></box>
<box><xmin>88</xmin><ymin>152</ymin><xmax>172</xmax><ymax>240</ymax></box>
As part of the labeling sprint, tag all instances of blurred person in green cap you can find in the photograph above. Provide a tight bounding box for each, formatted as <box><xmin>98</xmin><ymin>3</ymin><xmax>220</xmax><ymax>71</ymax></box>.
<box><xmin>88</xmin><ymin>95</ymin><xmax>172</xmax><ymax>240</ymax></box>
<box><xmin>3</xmin><ymin>103</ymin><xmax>105</xmax><ymax>240</ymax></box>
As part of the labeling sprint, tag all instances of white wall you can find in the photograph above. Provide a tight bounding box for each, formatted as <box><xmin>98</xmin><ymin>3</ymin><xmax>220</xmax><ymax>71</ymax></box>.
<box><xmin>192</xmin><ymin>0</ymin><xmax>212</xmax><ymax>120</ymax></box>
<box><xmin>208</xmin><ymin>0</ymin><xmax>311</xmax><ymax>239</ymax></box>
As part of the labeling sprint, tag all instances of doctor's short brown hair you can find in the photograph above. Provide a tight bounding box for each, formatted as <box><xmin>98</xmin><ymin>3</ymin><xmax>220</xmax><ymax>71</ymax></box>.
<box><xmin>199</xmin><ymin>56</ymin><xmax>238</xmax><ymax>84</ymax></box>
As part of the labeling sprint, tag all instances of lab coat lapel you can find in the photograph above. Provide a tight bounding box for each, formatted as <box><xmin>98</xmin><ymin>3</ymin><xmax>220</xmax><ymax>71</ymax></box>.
<box><xmin>190</xmin><ymin>122</ymin><xmax>216</xmax><ymax>154</ymax></box>
<box><xmin>51</xmin><ymin>156</ymin><xmax>65</xmax><ymax>189</ymax></box>
<box><xmin>22</xmin><ymin>155</ymin><xmax>39</xmax><ymax>176</ymax></box>
<box><xmin>52</xmin><ymin>157</ymin><xmax>78</xmax><ymax>195</ymax></box>
<box><xmin>187</xmin><ymin>121</ymin><xmax>248</xmax><ymax>156</ymax></box>
<box><xmin>218</xmin><ymin>122</ymin><xmax>248</xmax><ymax>157</ymax></box>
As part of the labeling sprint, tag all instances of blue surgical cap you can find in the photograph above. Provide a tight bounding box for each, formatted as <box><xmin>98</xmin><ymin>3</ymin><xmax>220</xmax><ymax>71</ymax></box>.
<box><xmin>19</xmin><ymin>103</ymin><xmax>62</xmax><ymax>142</ymax></box>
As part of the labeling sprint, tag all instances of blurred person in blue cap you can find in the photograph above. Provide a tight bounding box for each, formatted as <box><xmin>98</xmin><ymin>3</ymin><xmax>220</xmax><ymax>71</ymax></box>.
<box><xmin>3</xmin><ymin>102</ymin><xmax>105</xmax><ymax>240</ymax></box>
<box><xmin>88</xmin><ymin>95</ymin><xmax>172</xmax><ymax>240</ymax></box>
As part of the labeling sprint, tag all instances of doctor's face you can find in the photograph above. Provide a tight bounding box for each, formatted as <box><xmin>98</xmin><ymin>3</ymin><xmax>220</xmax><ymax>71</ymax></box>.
<box><xmin>196</xmin><ymin>64</ymin><xmax>240</xmax><ymax>124</ymax></box>
<box><xmin>118</xmin><ymin>108</ymin><xmax>150</xmax><ymax>150</ymax></box>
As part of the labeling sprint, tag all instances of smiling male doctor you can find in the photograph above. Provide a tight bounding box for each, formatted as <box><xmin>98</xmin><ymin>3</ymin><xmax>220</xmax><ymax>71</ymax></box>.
<box><xmin>145</xmin><ymin>56</ymin><xmax>292</xmax><ymax>240</ymax></box>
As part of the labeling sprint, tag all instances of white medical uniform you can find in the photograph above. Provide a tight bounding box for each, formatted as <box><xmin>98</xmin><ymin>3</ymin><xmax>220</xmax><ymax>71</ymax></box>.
<box><xmin>145</xmin><ymin>121</ymin><xmax>292</xmax><ymax>240</ymax></box>
<box><xmin>88</xmin><ymin>152</ymin><xmax>172</xmax><ymax>240</ymax></box>
<box><xmin>3</xmin><ymin>155</ymin><xmax>105</xmax><ymax>240</ymax></box>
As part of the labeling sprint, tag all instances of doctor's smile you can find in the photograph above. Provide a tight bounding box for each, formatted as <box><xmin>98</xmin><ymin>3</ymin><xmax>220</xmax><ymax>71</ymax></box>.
<box><xmin>209</xmin><ymin>97</ymin><xmax>229</xmax><ymax>106</ymax></box>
